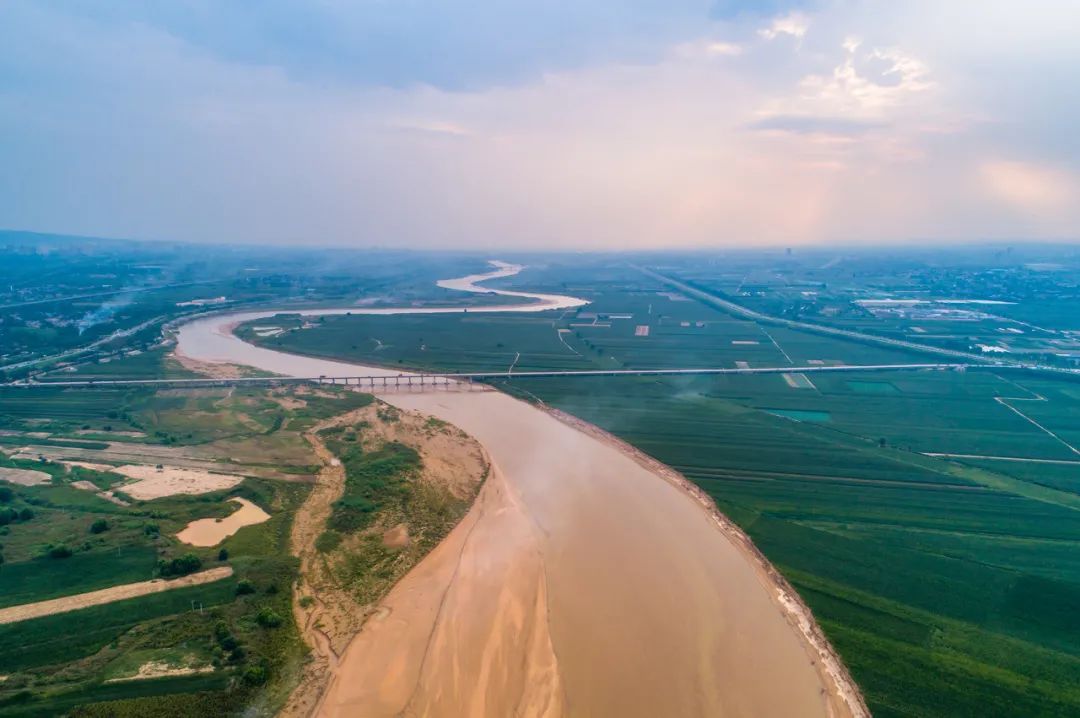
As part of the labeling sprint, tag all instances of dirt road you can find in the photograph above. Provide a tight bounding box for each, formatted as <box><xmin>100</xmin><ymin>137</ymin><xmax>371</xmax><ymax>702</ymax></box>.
<box><xmin>0</xmin><ymin>566</ymin><xmax>233</xmax><ymax>625</ymax></box>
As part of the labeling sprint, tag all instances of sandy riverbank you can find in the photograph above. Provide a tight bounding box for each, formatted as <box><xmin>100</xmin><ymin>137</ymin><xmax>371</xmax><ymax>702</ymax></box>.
<box><xmin>329</xmin><ymin>390</ymin><xmax>866</xmax><ymax>718</ymax></box>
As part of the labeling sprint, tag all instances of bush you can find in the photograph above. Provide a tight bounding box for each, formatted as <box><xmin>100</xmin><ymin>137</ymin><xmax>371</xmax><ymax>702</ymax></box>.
<box><xmin>241</xmin><ymin>665</ymin><xmax>267</xmax><ymax>686</ymax></box>
<box><xmin>48</xmin><ymin>544</ymin><xmax>73</xmax><ymax>559</ymax></box>
<box><xmin>89</xmin><ymin>519</ymin><xmax>110</xmax><ymax>534</ymax></box>
<box><xmin>314</xmin><ymin>530</ymin><xmax>342</xmax><ymax>553</ymax></box>
<box><xmin>17</xmin><ymin>508</ymin><xmax>33</xmax><ymax>521</ymax></box>
<box><xmin>0</xmin><ymin>487</ymin><xmax>13</xmax><ymax>503</ymax></box>
<box><xmin>255</xmin><ymin>608</ymin><xmax>283</xmax><ymax>628</ymax></box>
<box><xmin>217</xmin><ymin>548</ymin><xmax>228</xmax><ymax>561</ymax></box>
<box><xmin>157</xmin><ymin>553</ymin><xmax>202</xmax><ymax>577</ymax></box>
<box><xmin>235</xmin><ymin>580</ymin><xmax>256</xmax><ymax>596</ymax></box>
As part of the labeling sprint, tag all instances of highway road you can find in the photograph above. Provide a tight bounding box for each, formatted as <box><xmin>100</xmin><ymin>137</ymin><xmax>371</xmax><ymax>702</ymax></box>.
<box><xmin>637</xmin><ymin>266</ymin><xmax>1009</xmax><ymax>365</ymax></box>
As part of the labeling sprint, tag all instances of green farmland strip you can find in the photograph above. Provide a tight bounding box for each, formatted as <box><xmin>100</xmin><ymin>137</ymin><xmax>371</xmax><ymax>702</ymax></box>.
<box><xmin>0</xmin><ymin>579</ymin><xmax>238</xmax><ymax>672</ymax></box>
<box><xmin>0</xmin><ymin>546</ymin><xmax>159</xmax><ymax>608</ymax></box>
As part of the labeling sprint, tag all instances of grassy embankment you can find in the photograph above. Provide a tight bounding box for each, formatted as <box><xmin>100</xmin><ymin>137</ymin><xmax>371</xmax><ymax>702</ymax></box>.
<box><xmin>308</xmin><ymin>403</ymin><xmax>484</xmax><ymax>624</ymax></box>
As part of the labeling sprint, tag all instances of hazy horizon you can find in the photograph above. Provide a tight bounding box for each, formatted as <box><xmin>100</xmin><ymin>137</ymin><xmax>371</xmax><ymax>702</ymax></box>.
<box><xmin>2</xmin><ymin>1</ymin><xmax>1079</xmax><ymax>250</ymax></box>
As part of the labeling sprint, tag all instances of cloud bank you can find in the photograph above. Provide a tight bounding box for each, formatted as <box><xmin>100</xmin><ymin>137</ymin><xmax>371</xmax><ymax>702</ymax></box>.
<box><xmin>1</xmin><ymin>0</ymin><xmax>1078</xmax><ymax>249</ymax></box>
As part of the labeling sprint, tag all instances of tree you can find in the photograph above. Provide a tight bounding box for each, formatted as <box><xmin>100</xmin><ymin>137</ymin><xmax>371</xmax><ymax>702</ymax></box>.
<box><xmin>48</xmin><ymin>544</ymin><xmax>73</xmax><ymax>559</ymax></box>
<box><xmin>0</xmin><ymin>487</ymin><xmax>13</xmax><ymax>503</ymax></box>
<box><xmin>89</xmin><ymin>518</ymin><xmax>110</xmax><ymax>534</ymax></box>
<box><xmin>217</xmin><ymin>548</ymin><xmax>229</xmax><ymax>561</ymax></box>
<box><xmin>157</xmin><ymin>553</ymin><xmax>202</xmax><ymax>577</ymax></box>
<box><xmin>255</xmin><ymin>608</ymin><xmax>283</xmax><ymax>628</ymax></box>
<box><xmin>242</xmin><ymin>666</ymin><xmax>267</xmax><ymax>685</ymax></box>
<box><xmin>878</xmin><ymin>437</ymin><xmax>887</xmax><ymax>448</ymax></box>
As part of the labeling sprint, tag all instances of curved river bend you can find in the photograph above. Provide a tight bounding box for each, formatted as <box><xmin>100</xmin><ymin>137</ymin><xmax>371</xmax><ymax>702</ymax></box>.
<box><xmin>176</xmin><ymin>262</ymin><xmax>863</xmax><ymax>718</ymax></box>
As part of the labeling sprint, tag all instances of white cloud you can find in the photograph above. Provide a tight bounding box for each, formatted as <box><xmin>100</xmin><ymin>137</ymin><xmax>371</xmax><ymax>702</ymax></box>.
<box><xmin>387</xmin><ymin>119</ymin><xmax>474</xmax><ymax>137</ymax></box>
<box><xmin>2</xmin><ymin>0</ymin><xmax>1079</xmax><ymax>248</ymax></box>
<box><xmin>673</xmin><ymin>39</ymin><xmax>742</xmax><ymax>59</ymax></box>
<box><xmin>705</xmin><ymin>41</ymin><xmax>743</xmax><ymax>57</ymax></box>
<box><xmin>758</xmin><ymin>13</ymin><xmax>809</xmax><ymax>41</ymax></box>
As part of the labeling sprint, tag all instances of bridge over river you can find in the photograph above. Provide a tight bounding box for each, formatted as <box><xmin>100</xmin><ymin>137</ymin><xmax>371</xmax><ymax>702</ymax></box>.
<box><xmin>7</xmin><ymin>361</ymin><xmax>1012</xmax><ymax>391</ymax></box>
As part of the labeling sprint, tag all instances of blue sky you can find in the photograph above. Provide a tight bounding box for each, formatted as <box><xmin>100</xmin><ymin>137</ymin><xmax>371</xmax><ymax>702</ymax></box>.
<box><xmin>1</xmin><ymin>1</ymin><xmax>1077</xmax><ymax>248</ymax></box>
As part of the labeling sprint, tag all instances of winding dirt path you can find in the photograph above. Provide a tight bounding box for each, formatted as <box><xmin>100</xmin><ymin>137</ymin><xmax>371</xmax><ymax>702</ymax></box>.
<box><xmin>279</xmin><ymin>412</ymin><xmax>357</xmax><ymax>718</ymax></box>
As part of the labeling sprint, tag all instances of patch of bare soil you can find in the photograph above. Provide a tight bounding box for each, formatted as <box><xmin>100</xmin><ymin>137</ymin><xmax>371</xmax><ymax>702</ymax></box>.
<box><xmin>17</xmin><ymin>442</ymin><xmax>310</xmax><ymax>483</ymax></box>
<box><xmin>0</xmin><ymin>467</ymin><xmax>51</xmax><ymax>486</ymax></box>
<box><xmin>381</xmin><ymin>523</ymin><xmax>409</xmax><ymax>548</ymax></box>
<box><xmin>0</xmin><ymin>567</ymin><xmax>233</xmax><ymax>625</ymax></box>
<box><xmin>279</xmin><ymin>402</ymin><xmax>488</xmax><ymax>718</ymax></box>
<box><xmin>105</xmin><ymin>660</ymin><xmax>214</xmax><ymax>683</ymax></box>
<box><xmin>271</xmin><ymin>395</ymin><xmax>308</xmax><ymax>411</ymax></box>
<box><xmin>59</xmin><ymin>460</ymin><xmax>117</xmax><ymax>473</ymax></box>
<box><xmin>112</xmin><ymin>464</ymin><xmax>245</xmax><ymax>499</ymax></box>
<box><xmin>71</xmin><ymin>479</ymin><xmax>129</xmax><ymax>506</ymax></box>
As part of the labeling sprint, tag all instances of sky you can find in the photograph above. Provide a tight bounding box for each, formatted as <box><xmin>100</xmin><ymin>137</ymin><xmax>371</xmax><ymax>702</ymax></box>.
<box><xmin>1</xmin><ymin>1</ymin><xmax>1078</xmax><ymax>250</ymax></box>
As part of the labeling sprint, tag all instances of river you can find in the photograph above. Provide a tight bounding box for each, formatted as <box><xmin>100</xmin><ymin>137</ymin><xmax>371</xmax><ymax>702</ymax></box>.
<box><xmin>175</xmin><ymin>261</ymin><xmax>864</xmax><ymax>718</ymax></box>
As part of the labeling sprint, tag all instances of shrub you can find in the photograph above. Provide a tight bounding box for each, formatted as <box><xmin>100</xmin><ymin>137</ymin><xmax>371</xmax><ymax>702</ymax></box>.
<box><xmin>217</xmin><ymin>548</ymin><xmax>229</xmax><ymax>561</ymax></box>
<box><xmin>235</xmin><ymin>580</ymin><xmax>256</xmax><ymax>596</ymax></box>
<box><xmin>0</xmin><ymin>487</ymin><xmax>13</xmax><ymax>503</ymax></box>
<box><xmin>315</xmin><ymin>530</ymin><xmax>342</xmax><ymax>553</ymax></box>
<box><xmin>255</xmin><ymin>608</ymin><xmax>283</xmax><ymax>628</ymax></box>
<box><xmin>157</xmin><ymin>553</ymin><xmax>202</xmax><ymax>577</ymax></box>
<box><xmin>17</xmin><ymin>508</ymin><xmax>33</xmax><ymax>521</ymax></box>
<box><xmin>242</xmin><ymin>665</ymin><xmax>267</xmax><ymax>686</ymax></box>
<box><xmin>89</xmin><ymin>518</ymin><xmax>110</xmax><ymax>534</ymax></box>
<box><xmin>48</xmin><ymin>544</ymin><xmax>73</xmax><ymax>559</ymax></box>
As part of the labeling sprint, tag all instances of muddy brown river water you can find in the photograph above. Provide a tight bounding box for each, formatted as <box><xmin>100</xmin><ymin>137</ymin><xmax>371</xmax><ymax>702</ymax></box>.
<box><xmin>174</xmin><ymin>262</ymin><xmax>865</xmax><ymax>718</ymax></box>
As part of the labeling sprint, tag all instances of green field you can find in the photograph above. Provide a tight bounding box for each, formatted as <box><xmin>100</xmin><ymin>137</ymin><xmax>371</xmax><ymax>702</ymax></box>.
<box><xmin>501</xmin><ymin>375</ymin><xmax>1080</xmax><ymax>716</ymax></box>
<box><xmin>242</xmin><ymin>267</ymin><xmax>1080</xmax><ymax>717</ymax></box>
<box><xmin>0</xmin><ymin>385</ymin><xmax>376</xmax><ymax>716</ymax></box>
